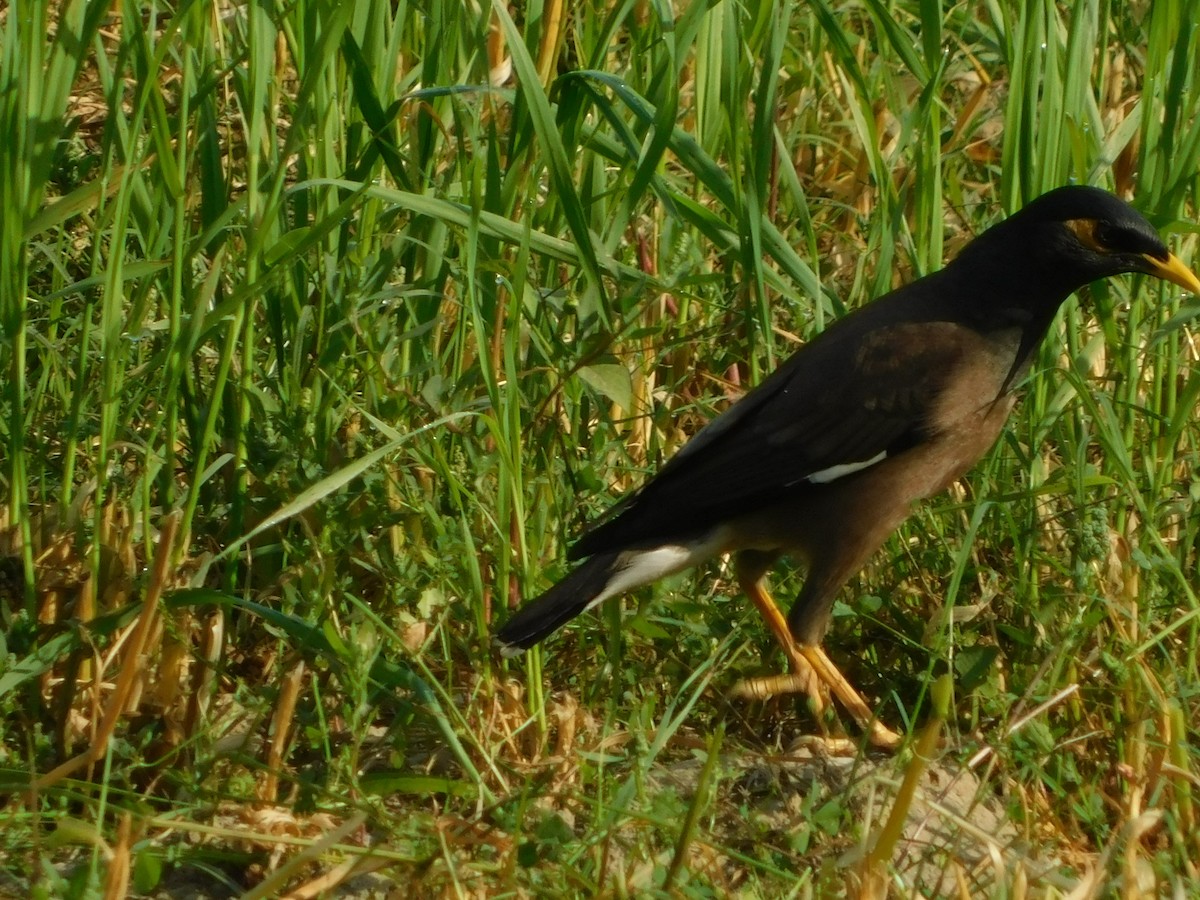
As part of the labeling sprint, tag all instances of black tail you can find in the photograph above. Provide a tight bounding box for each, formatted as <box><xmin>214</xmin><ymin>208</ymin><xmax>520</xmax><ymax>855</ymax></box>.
<box><xmin>495</xmin><ymin>552</ymin><xmax>622</xmax><ymax>655</ymax></box>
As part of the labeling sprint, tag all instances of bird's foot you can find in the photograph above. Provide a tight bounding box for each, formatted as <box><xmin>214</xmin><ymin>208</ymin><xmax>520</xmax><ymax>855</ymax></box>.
<box><xmin>730</xmin><ymin>647</ymin><xmax>830</xmax><ymax>714</ymax></box>
<box><xmin>729</xmin><ymin>673</ymin><xmax>859</xmax><ymax>755</ymax></box>
<box><xmin>729</xmin><ymin>665</ymin><xmax>903</xmax><ymax>751</ymax></box>
<box><xmin>729</xmin><ymin>672</ymin><xmax>819</xmax><ymax>701</ymax></box>
<box><xmin>732</xmin><ymin>571</ymin><xmax>903</xmax><ymax>750</ymax></box>
<box><xmin>798</xmin><ymin>646</ymin><xmax>904</xmax><ymax>751</ymax></box>
<box><xmin>861</xmin><ymin>719</ymin><xmax>903</xmax><ymax>750</ymax></box>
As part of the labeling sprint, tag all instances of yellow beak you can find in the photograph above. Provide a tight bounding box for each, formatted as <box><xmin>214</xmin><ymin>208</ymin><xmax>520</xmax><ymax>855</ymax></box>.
<box><xmin>1143</xmin><ymin>252</ymin><xmax>1200</xmax><ymax>294</ymax></box>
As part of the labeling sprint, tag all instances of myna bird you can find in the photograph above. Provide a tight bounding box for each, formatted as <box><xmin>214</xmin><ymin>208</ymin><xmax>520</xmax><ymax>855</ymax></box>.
<box><xmin>496</xmin><ymin>185</ymin><xmax>1200</xmax><ymax>748</ymax></box>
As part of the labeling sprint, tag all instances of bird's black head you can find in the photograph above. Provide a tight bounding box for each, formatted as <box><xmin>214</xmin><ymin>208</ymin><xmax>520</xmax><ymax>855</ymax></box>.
<box><xmin>968</xmin><ymin>185</ymin><xmax>1200</xmax><ymax>299</ymax></box>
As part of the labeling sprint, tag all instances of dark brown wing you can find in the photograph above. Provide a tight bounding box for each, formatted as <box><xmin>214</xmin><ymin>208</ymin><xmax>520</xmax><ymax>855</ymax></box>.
<box><xmin>570</xmin><ymin>319</ymin><xmax>982</xmax><ymax>559</ymax></box>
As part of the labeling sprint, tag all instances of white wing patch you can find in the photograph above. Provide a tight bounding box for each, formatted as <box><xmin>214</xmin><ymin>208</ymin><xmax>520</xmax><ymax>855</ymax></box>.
<box><xmin>806</xmin><ymin>450</ymin><xmax>888</xmax><ymax>484</ymax></box>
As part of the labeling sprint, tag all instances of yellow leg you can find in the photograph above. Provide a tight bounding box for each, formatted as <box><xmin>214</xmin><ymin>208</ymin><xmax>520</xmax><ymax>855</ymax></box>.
<box><xmin>800</xmin><ymin>645</ymin><xmax>902</xmax><ymax>750</ymax></box>
<box><xmin>729</xmin><ymin>575</ymin><xmax>826</xmax><ymax>715</ymax></box>
<box><xmin>729</xmin><ymin>572</ymin><xmax>903</xmax><ymax>751</ymax></box>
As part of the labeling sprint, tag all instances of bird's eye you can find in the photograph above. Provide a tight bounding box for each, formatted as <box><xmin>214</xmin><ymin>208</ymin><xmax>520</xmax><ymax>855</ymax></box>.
<box><xmin>1093</xmin><ymin>222</ymin><xmax>1121</xmax><ymax>248</ymax></box>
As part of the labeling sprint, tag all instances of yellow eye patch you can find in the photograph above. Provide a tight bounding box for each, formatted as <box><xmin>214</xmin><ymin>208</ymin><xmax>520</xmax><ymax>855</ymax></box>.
<box><xmin>1064</xmin><ymin>217</ymin><xmax>1107</xmax><ymax>252</ymax></box>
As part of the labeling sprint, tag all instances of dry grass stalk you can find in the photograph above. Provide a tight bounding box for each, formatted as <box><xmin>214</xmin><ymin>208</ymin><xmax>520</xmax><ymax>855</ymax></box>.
<box><xmin>260</xmin><ymin>659</ymin><xmax>308</xmax><ymax>803</ymax></box>
<box><xmin>102</xmin><ymin>812</ymin><xmax>133</xmax><ymax>900</ymax></box>
<box><xmin>33</xmin><ymin>512</ymin><xmax>181</xmax><ymax>793</ymax></box>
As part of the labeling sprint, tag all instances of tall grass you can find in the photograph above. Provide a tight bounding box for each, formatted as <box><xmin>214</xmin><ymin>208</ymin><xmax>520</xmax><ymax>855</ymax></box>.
<box><xmin>1</xmin><ymin>0</ymin><xmax>1198</xmax><ymax>895</ymax></box>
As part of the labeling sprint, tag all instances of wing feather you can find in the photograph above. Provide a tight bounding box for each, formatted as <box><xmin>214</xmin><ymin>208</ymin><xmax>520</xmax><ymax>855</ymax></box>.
<box><xmin>570</xmin><ymin>319</ymin><xmax>977</xmax><ymax>560</ymax></box>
